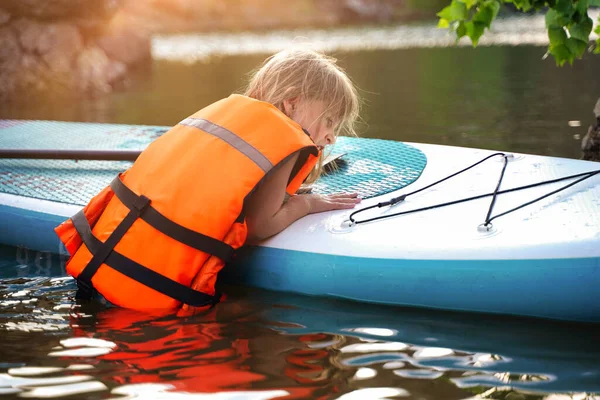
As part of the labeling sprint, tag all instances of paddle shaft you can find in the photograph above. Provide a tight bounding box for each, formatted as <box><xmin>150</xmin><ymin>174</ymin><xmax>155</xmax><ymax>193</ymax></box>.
<box><xmin>0</xmin><ymin>149</ymin><xmax>141</xmax><ymax>161</ymax></box>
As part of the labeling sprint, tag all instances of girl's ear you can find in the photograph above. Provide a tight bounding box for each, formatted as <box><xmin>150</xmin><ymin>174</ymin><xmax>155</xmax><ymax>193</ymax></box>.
<box><xmin>282</xmin><ymin>97</ymin><xmax>299</xmax><ymax>116</ymax></box>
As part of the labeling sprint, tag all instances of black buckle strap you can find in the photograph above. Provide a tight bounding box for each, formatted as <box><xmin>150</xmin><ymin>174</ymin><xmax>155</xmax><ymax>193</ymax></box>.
<box><xmin>76</xmin><ymin>194</ymin><xmax>149</xmax><ymax>292</ymax></box>
<box><xmin>110</xmin><ymin>177</ymin><xmax>235</xmax><ymax>263</ymax></box>
<box><xmin>75</xmin><ymin>278</ymin><xmax>96</xmax><ymax>301</ymax></box>
<box><xmin>72</xmin><ymin>210</ymin><xmax>220</xmax><ymax>307</ymax></box>
<box><xmin>72</xmin><ymin>209</ymin><xmax>99</xmax><ymax>300</ymax></box>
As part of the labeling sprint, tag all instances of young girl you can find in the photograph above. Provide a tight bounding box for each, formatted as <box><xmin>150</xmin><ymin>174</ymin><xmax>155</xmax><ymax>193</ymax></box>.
<box><xmin>243</xmin><ymin>48</ymin><xmax>362</xmax><ymax>241</ymax></box>
<box><xmin>55</xmin><ymin>47</ymin><xmax>362</xmax><ymax>311</ymax></box>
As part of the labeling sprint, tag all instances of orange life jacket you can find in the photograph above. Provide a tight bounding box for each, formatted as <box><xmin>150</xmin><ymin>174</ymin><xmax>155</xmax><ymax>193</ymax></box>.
<box><xmin>55</xmin><ymin>94</ymin><xmax>319</xmax><ymax>310</ymax></box>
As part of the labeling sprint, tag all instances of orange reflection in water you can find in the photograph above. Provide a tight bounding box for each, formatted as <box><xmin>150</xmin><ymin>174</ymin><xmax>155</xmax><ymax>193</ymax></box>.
<box><xmin>67</xmin><ymin>303</ymin><xmax>335</xmax><ymax>399</ymax></box>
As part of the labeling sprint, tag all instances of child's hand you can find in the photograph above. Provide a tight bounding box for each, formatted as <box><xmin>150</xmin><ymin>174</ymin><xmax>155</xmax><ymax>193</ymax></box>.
<box><xmin>298</xmin><ymin>192</ymin><xmax>361</xmax><ymax>214</ymax></box>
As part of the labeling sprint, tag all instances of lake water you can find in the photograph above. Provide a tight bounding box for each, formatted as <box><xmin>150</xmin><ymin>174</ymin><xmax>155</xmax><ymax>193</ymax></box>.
<box><xmin>1</xmin><ymin>245</ymin><xmax>599</xmax><ymax>399</ymax></box>
<box><xmin>1</xmin><ymin>17</ymin><xmax>600</xmax><ymax>400</ymax></box>
<box><xmin>1</xmin><ymin>15</ymin><xmax>600</xmax><ymax>160</ymax></box>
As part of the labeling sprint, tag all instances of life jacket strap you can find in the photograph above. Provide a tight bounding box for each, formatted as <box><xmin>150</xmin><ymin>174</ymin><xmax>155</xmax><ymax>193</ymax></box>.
<box><xmin>110</xmin><ymin>176</ymin><xmax>236</xmax><ymax>262</ymax></box>
<box><xmin>71</xmin><ymin>174</ymin><xmax>233</xmax><ymax>307</ymax></box>
<box><xmin>76</xmin><ymin>193</ymin><xmax>149</xmax><ymax>287</ymax></box>
<box><xmin>72</xmin><ymin>209</ymin><xmax>221</xmax><ymax>307</ymax></box>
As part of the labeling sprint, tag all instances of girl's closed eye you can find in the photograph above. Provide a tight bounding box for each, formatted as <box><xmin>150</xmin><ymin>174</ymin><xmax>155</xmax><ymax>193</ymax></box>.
<box><xmin>326</xmin><ymin>117</ymin><xmax>334</xmax><ymax>129</ymax></box>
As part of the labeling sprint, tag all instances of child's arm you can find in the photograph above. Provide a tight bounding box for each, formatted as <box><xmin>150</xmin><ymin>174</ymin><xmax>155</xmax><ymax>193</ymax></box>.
<box><xmin>245</xmin><ymin>154</ymin><xmax>360</xmax><ymax>242</ymax></box>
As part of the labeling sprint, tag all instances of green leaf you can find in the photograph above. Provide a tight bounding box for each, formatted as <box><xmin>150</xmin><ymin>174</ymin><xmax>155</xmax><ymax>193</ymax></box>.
<box><xmin>548</xmin><ymin>27</ymin><xmax>568</xmax><ymax>46</ymax></box>
<box><xmin>464</xmin><ymin>0</ymin><xmax>479</xmax><ymax>9</ymax></box>
<box><xmin>569</xmin><ymin>16</ymin><xmax>593</xmax><ymax>42</ymax></box>
<box><xmin>512</xmin><ymin>0</ymin><xmax>533</xmax><ymax>12</ymax></box>
<box><xmin>437</xmin><ymin>1</ymin><xmax>468</xmax><ymax>22</ymax></box>
<box><xmin>554</xmin><ymin>0</ymin><xmax>574</xmax><ymax>17</ymax></box>
<box><xmin>575</xmin><ymin>0</ymin><xmax>589</xmax><ymax>15</ymax></box>
<box><xmin>545</xmin><ymin>9</ymin><xmax>568</xmax><ymax>28</ymax></box>
<box><xmin>465</xmin><ymin>20</ymin><xmax>487</xmax><ymax>45</ymax></box>
<box><xmin>549</xmin><ymin>43</ymin><xmax>572</xmax><ymax>66</ymax></box>
<box><xmin>473</xmin><ymin>0</ymin><xmax>501</xmax><ymax>28</ymax></box>
<box><xmin>566</xmin><ymin>37</ymin><xmax>588</xmax><ymax>58</ymax></box>
<box><xmin>589</xmin><ymin>0</ymin><xmax>600</xmax><ymax>5</ymax></box>
<box><xmin>488</xmin><ymin>0</ymin><xmax>500</xmax><ymax>18</ymax></box>
<box><xmin>457</xmin><ymin>20</ymin><xmax>467</xmax><ymax>38</ymax></box>
<box><xmin>438</xmin><ymin>18</ymin><xmax>450</xmax><ymax>28</ymax></box>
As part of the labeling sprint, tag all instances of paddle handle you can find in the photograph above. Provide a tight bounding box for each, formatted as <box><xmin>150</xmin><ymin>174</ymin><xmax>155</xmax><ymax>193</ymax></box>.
<box><xmin>0</xmin><ymin>149</ymin><xmax>141</xmax><ymax>161</ymax></box>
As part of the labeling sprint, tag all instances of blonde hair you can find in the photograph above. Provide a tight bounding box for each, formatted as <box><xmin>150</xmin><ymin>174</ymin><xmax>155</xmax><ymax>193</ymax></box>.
<box><xmin>244</xmin><ymin>47</ymin><xmax>361</xmax><ymax>183</ymax></box>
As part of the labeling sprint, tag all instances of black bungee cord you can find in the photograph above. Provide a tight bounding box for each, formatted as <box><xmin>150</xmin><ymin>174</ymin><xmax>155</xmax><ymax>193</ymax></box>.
<box><xmin>484</xmin><ymin>168</ymin><xmax>600</xmax><ymax>227</ymax></box>
<box><xmin>482</xmin><ymin>153</ymin><xmax>509</xmax><ymax>229</ymax></box>
<box><xmin>348</xmin><ymin>153</ymin><xmax>600</xmax><ymax>227</ymax></box>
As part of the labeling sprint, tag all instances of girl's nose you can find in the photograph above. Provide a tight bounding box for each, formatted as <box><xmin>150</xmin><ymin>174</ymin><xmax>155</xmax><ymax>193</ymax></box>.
<box><xmin>326</xmin><ymin>132</ymin><xmax>336</xmax><ymax>145</ymax></box>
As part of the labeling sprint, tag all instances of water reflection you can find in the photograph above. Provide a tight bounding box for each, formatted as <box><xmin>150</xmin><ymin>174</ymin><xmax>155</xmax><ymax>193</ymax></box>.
<box><xmin>0</xmin><ymin>245</ymin><xmax>599</xmax><ymax>399</ymax></box>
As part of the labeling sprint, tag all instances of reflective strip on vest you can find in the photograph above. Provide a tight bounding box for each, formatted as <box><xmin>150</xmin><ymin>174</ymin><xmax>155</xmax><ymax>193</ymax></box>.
<box><xmin>179</xmin><ymin>117</ymin><xmax>273</xmax><ymax>173</ymax></box>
